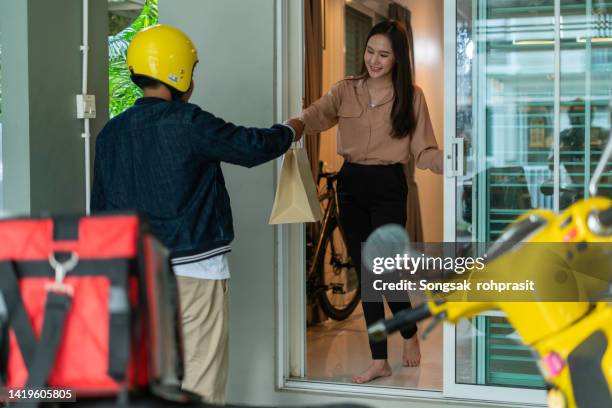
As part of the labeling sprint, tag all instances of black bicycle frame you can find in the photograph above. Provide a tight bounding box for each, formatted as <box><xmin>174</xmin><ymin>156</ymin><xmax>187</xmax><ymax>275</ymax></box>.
<box><xmin>307</xmin><ymin>177</ymin><xmax>352</xmax><ymax>298</ymax></box>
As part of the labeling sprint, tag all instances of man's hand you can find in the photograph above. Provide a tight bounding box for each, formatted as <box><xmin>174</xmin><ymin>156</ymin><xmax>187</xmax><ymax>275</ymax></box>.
<box><xmin>284</xmin><ymin>117</ymin><xmax>305</xmax><ymax>142</ymax></box>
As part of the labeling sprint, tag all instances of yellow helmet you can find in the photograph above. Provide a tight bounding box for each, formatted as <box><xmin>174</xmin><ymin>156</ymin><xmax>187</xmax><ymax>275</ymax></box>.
<box><xmin>127</xmin><ymin>24</ymin><xmax>198</xmax><ymax>93</ymax></box>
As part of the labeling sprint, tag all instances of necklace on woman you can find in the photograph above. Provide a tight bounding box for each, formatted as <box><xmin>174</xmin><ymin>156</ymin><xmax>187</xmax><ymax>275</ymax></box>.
<box><xmin>366</xmin><ymin>81</ymin><xmax>393</xmax><ymax>108</ymax></box>
<box><xmin>368</xmin><ymin>96</ymin><xmax>388</xmax><ymax>108</ymax></box>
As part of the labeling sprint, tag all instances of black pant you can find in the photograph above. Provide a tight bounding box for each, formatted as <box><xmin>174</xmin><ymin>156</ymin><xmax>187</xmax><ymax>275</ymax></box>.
<box><xmin>337</xmin><ymin>162</ymin><xmax>417</xmax><ymax>360</ymax></box>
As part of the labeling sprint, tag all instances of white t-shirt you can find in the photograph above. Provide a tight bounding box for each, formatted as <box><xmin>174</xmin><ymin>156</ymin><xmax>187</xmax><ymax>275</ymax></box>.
<box><xmin>172</xmin><ymin>253</ymin><xmax>230</xmax><ymax>280</ymax></box>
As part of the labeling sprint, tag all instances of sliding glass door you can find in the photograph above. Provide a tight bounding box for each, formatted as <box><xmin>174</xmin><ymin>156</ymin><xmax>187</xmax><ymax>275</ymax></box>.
<box><xmin>445</xmin><ymin>0</ymin><xmax>612</xmax><ymax>403</ymax></box>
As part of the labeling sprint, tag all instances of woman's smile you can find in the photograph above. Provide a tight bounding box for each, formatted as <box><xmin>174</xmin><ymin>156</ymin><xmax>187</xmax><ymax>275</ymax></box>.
<box><xmin>364</xmin><ymin>34</ymin><xmax>395</xmax><ymax>79</ymax></box>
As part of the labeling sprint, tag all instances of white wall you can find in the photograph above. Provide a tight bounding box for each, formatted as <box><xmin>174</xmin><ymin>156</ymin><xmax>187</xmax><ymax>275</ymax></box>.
<box><xmin>0</xmin><ymin>0</ymin><xmax>108</xmax><ymax>215</ymax></box>
<box><xmin>159</xmin><ymin>0</ymin><xmax>284</xmax><ymax>402</ymax></box>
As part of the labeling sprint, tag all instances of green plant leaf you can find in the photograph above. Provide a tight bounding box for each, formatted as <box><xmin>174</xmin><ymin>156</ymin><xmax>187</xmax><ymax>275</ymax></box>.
<box><xmin>108</xmin><ymin>0</ymin><xmax>158</xmax><ymax>118</ymax></box>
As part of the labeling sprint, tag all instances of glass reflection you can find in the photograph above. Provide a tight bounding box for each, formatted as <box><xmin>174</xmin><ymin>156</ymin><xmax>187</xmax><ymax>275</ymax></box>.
<box><xmin>455</xmin><ymin>0</ymin><xmax>612</xmax><ymax>391</ymax></box>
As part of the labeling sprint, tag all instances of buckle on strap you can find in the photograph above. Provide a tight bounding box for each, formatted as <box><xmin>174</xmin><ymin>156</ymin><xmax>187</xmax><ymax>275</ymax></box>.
<box><xmin>46</xmin><ymin>253</ymin><xmax>79</xmax><ymax>296</ymax></box>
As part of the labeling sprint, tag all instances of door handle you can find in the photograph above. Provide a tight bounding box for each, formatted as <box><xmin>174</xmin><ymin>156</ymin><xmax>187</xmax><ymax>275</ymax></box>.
<box><xmin>446</xmin><ymin>138</ymin><xmax>465</xmax><ymax>177</ymax></box>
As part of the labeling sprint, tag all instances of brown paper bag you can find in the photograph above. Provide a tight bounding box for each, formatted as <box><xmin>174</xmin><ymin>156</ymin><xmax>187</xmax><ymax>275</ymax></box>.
<box><xmin>269</xmin><ymin>147</ymin><xmax>323</xmax><ymax>224</ymax></box>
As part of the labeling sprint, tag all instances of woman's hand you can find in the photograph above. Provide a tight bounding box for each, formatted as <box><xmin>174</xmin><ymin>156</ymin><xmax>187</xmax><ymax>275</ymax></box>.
<box><xmin>284</xmin><ymin>117</ymin><xmax>305</xmax><ymax>142</ymax></box>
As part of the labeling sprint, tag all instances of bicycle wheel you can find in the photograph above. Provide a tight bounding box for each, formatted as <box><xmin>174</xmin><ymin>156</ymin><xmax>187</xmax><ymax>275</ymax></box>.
<box><xmin>316</xmin><ymin>219</ymin><xmax>360</xmax><ymax>321</ymax></box>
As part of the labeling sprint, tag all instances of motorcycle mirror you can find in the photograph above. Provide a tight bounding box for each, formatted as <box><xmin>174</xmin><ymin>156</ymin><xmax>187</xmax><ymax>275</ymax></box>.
<box><xmin>363</xmin><ymin>224</ymin><xmax>410</xmax><ymax>273</ymax></box>
<box><xmin>589</xmin><ymin>130</ymin><xmax>612</xmax><ymax>196</ymax></box>
<box><xmin>589</xmin><ymin>102</ymin><xmax>612</xmax><ymax>196</ymax></box>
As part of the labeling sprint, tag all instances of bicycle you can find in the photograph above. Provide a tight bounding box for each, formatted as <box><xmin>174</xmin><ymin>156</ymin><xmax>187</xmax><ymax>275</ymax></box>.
<box><xmin>306</xmin><ymin>162</ymin><xmax>360</xmax><ymax>321</ymax></box>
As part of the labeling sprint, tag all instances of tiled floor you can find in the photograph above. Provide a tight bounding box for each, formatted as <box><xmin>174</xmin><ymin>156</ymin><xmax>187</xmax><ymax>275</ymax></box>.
<box><xmin>306</xmin><ymin>302</ymin><xmax>443</xmax><ymax>390</ymax></box>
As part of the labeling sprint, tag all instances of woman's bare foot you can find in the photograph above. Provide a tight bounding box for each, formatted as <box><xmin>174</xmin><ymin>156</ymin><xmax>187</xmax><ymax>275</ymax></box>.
<box><xmin>351</xmin><ymin>359</ymin><xmax>392</xmax><ymax>384</ymax></box>
<box><xmin>402</xmin><ymin>336</ymin><xmax>421</xmax><ymax>367</ymax></box>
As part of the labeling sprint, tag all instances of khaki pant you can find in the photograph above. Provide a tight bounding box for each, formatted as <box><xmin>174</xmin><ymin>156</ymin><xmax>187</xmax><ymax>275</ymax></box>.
<box><xmin>176</xmin><ymin>276</ymin><xmax>229</xmax><ymax>404</ymax></box>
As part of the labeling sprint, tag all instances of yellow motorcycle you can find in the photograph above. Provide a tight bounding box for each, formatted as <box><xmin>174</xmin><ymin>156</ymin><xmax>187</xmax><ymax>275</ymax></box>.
<box><xmin>367</xmin><ymin>134</ymin><xmax>612</xmax><ymax>408</ymax></box>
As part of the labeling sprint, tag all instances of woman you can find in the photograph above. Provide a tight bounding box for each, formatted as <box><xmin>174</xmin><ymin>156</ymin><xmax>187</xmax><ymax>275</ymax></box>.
<box><xmin>291</xmin><ymin>20</ymin><xmax>443</xmax><ymax>383</ymax></box>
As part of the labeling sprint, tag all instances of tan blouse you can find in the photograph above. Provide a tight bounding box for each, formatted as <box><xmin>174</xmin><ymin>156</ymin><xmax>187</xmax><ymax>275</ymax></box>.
<box><xmin>301</xmin><ymin>78</ymin><xmax>443</xmax><ymax>174</ymax></box>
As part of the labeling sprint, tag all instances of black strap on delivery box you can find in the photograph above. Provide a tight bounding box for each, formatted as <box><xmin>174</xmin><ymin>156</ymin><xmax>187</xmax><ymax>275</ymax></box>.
<box><xmin>0</xmin><ymin>261</ymin><xmax>72</xmax><ymax>408</ymax></box>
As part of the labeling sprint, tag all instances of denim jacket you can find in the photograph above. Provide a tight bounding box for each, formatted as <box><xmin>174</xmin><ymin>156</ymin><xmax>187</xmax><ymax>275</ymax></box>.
<box><xmin>91</xmin><ymin>97</ymin><xmax>292</xmax><ymax>264</ymax></box>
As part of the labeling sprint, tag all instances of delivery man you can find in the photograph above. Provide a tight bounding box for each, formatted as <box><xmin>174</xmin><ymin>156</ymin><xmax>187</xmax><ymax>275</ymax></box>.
<box><xmin>91</xmin><ymin>24</ymin><xmax>304</xmax><ymax>403</ymax></box>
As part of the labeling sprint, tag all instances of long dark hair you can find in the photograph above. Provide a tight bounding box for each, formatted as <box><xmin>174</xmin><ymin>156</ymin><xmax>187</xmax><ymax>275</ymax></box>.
<box><xmin>360</xmin><ymin>20</ymin><xmax>415</xmax><ymax>139</ymax></box>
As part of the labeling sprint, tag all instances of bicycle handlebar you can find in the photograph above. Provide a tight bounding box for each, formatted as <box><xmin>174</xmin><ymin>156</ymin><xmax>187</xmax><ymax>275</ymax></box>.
<box><xmin>319</xmin><ymin>171</ymin><xmax>338</xmax><ymax>181</ymax></box>
<box><xmin>368</xmin><ymin>303</ymin><xmax>432</xmax><ymax>342</ymax></box>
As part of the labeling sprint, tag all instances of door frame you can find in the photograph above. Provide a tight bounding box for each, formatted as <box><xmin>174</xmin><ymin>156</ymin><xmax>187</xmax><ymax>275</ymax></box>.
<box><xmin>276</xmin><ymin>0</ymin><xmax>546</xmax><ymax>405</ymax></box>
